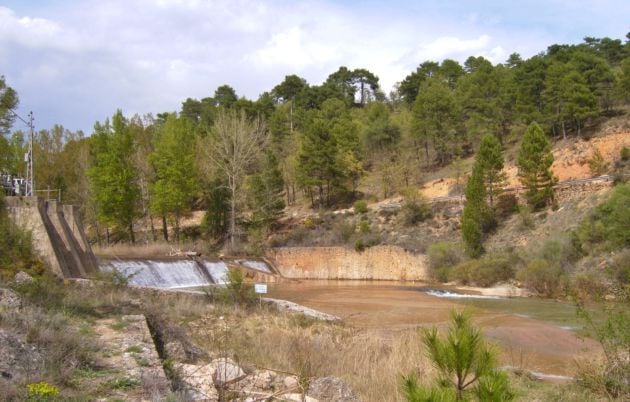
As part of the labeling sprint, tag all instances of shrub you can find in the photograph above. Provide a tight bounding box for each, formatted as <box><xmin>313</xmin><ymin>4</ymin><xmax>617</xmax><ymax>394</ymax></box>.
<box><xmin>575</xmin><ymin>288</ymin><xmax>630</xmax><ymax>399</ymax></box>
<box><xmin>578</xmin><ymin>184</ymin><xmax>630</xmax><ymax>251</ymax></box>
<box><xmin>27</xmin><ymin>382</ymin><xmax>60</xmax><ymax>401</ymax></box>
<box><xmin>570</xmin><ymin>272</ymin><xmax>608</xmax><ymax>301</ymax></box>
<box><xmin>353</xmin><ymin>200</ymin><xmax>368</xmax><ymax>214</ymax></box>
<box><xmin>359</xmin><ymin>220</ymin><xmax>371</xmax><ymax>234</ymax></box>
<box><xmin>516</xmin><ymin>259</ymin><xmax>566</xmax><ymax>297</ymax></box>
<box><xmin>538</xmin><ymin>236</ymin><xmax>583</xmax><ymax>270</ymax></box>
<box><xmin>225</xmin><ymin>269</ymin><xmax>256</xmax><ymax>307</ymax></box>
<box><xmin>495</xmin><ymin>193</ymin><xmax>518</xmax><ymax>218</ymax></box>
<box><xmin>587</xmin><ymin>148</ymin><xmax>609</xmax><ymax>176</ymax></box>
<box><xmin>449</xmin><ymin>255</ymin><xmax>515</xmax><ymax>287</ymax></box>
<box><xmin>400</xmin><ymin>197</ymin><xmax>432</xmax><ymax>226</ymax></box>
<box><xmin>427</xmin><ymin>242</ymin><xmax>463</xmax><ymax>282</ymax></box>
<box><xmin>608</xmin><ymin>249</ymin><xmax>630</xmax><ymax>286</ymax></box>
<box><xmin>517</xmin><ymin>205</ymin><xmax>534</xmax><ymax>230</ymax></box>
<box><xmin>354</xmin><ymin>239</ymin><xmax>365</xmax><ymax>252</ymax></box>
<box><xmin>620</xmin><ymin>146</ymin><xmax>629</xmax><ymax>161</ymax></box>
<box><xmin>333</xmin><ymin>220</ymin><xmax>356</xmax><ymax>243</ymax></box>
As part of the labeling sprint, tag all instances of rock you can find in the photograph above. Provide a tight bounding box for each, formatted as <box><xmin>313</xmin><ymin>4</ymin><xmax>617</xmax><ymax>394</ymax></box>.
<box><xmin>0</xmin><ymin>288</ymin><xmax>21</xmax><ymax>310</ymax></box>
<box><xmin>211</xmin><ymin>357</ymin><xmax>245</xmax><ymax>385</ymax></box>
<box><xmin>177</xmin><ymin>363</ymin><xmax>218</xmax><ymax>401</ymax></box>
<box><xmin>307</xmin><ymin>376</ymin><xmax>359</xmax><ymax>402</ymax></box>
<box><xmin>0</xmin><ymin>329</ymin><xmax>43</xmax><ymax>381</ymax></box>
<box><xmin>283</xmin><ymin>375</ymin><xmax>299</xmax><ymax>390</ymax></box>
<box><xmin>12</xmin><ymin>271</ymin><xmax>34</xmax><ymax>285</ymax></box>
<box><xmin>164</xmin><ymin>341</ymin><xmax>187</xmax><ymax>362</ymax></box>
<box><xmin>251</xmin><ymin>369</ymin><xmax>275</xmax><ymax>390</ymax></box>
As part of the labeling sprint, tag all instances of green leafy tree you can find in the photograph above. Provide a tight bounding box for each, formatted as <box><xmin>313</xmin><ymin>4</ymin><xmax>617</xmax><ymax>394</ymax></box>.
<box><xmin>0</xmin><ymin>75</ymin><xmax>18</xmax><ymax>136</ymax></box>
<box><xmin>402</xmin><ymin>310</ymin><xmax>513</xmax><ymax>402</ymax></box>
<box><xmin>476</xmin><ymin>134</ymin><xmax>507</xmax><ymax>206</ymax></box>
<box><xmin>150</xmin><ymin>114</ymin><xmax>198</xmax><ymax>242</ymax></box>
<box><xmin>517</xmin><ymin>122</ymin><xmax>557</xmax><ymax>208</ymax></box>
<box><xmin>88</xmin><ymin>110</ymin><xmax>140</xmax><ymax>242</ymax></box>
<box><xmin>461</xmin><ymin>164</ymin><xmax>489</xmax><ymax>258</ymax></box>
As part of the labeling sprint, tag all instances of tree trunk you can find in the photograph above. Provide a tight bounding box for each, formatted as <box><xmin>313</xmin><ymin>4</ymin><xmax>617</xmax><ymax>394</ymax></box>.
<box><xmin>230</xmin><ymin>184</ymin><xmax>236</xmax><ymax>252</ymax></box>
<box><xmin>129</xmin><ymin>222</ymin><xmax>135</xmax><ymax>244</ymax></box>
<box><xmin>149</xmin><ymin>214</ymin><xmax>156</xmax><ymax>242</ymax></box>
<box><xmin>106</xmin><ymin>227</ymin><xmax>110</xmax><ymax>246</ymax></box>
<box><xmin>561</xmin><ymin>121</ymin><xmax>566</xmax><ymax>140</ymax></box>
<box><xmin>576</xmin><ymin>120</ymin><xmax>581</xmax><ymax>137</ymax></box>
<box><xmin>162</xmin><ymin>215</ymin><xmax>169</xmax><ymax>242</ymax></box>
<box><xmin>174</xmin><ymin>212</ymin><xmax>180</xmax><ymax>243</ymax></box>
<box><xmin>95</xmin><ymin>221</ymin><xmax>102</xmax><ymax>248</ymax></box>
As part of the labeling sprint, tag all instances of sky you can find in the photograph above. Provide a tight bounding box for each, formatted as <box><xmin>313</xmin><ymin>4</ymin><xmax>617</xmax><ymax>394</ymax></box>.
<box><xmin>1</xmin><ymin>0</ymin><xmax>629</xmax><ymax>134</ymax></box>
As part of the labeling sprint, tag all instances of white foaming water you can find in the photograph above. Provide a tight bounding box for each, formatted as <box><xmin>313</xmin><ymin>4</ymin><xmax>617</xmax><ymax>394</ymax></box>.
<box><xmin>105</xmin><ymin>260</ymin><xmax>212</xmax><ymax>288</ymax></box>
<box><xmin>236</xmin><ymin>260</ymin><xmax>272</xmax><ymax>273</ymax></box>
<box><xmin>203</xmin><ymin>261</ymin><xmax>229</xmax><ymax>285</ymax></box>
<box><xmin>425</xmin><ymin>289</ymin><xmax>503</xmax><ymax>300</ymax></box>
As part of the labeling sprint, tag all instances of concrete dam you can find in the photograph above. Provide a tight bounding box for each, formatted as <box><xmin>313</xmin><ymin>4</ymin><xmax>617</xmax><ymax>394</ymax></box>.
<box><xmin>6</xmin><ymin>196</ymin><xmax>98</xmax><ymax>278</ymax></box>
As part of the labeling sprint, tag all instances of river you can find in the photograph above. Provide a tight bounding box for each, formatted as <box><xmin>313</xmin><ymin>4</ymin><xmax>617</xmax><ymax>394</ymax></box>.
<box><xmin>267</xmin><ymin>280</ymin><xmax>602</xmax><ymax>379</ymax></box>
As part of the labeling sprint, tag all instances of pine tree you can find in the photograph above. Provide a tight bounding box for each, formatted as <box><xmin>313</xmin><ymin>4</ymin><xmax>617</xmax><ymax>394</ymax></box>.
<box><xmin>247</xmin><ymin>151</ymin><xmax>285</xmax><ymax>228</ymax></box>
<box><xmin>461</xmin><ymin>164</ymin><xmax>489</xmax><ymax>258</ymax></box>
<box><xmin>517</xmin><ymin>122</ymin><xmax>557</xmax><ymax>208</ymax></box>
<box><xmin>476</xmin><ymin>134</ymin><xmax>507</xmax><ymax>206</ymax></box>
<box><xmin>402</xmin><ymin>310</ymin><xmax>513</xmax><ymax>402</ymax></box>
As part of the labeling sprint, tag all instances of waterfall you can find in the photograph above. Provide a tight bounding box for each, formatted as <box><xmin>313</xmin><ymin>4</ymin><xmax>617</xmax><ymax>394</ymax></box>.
<box><xmin>102</xmin><ymin>259</ymin><xmax>230</xmax><ymax>288</ymax></box>
<box><xmin>202</xmin><ymin>261</ymin><xmax>229</xmax><ymax>285</ymax></box>
<box><xmin>235</xmin><ymin>259</ymin><xmax>272</xmax><ymax>273</ymax></box>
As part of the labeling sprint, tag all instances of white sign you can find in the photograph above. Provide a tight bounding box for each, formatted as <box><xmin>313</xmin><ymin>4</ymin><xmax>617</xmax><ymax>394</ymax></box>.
<box><xmin>254</xmin><ymin>284</ymin><xmax>267</xmax><ymax>294</ymax></box>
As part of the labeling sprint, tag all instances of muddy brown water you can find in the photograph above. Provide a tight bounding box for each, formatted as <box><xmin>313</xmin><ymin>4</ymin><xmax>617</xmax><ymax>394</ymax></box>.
<box><xmin>267</xmin><ymin>280</ymin><xmax>602</xmax><ymax>379</ymax></box>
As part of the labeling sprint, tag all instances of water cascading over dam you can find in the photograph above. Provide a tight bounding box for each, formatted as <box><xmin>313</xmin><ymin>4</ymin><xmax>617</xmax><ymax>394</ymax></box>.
<box><xmin>101</xmin><ymin>259</ymin><xmax>276</xmax><ymax>289</ymax></box>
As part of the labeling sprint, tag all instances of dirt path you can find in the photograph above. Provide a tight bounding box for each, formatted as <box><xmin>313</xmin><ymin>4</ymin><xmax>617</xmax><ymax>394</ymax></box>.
<box><xmin>268</xmin><ymin>281</ymin><xmax>601</xmax><ymax>378</ymax></box>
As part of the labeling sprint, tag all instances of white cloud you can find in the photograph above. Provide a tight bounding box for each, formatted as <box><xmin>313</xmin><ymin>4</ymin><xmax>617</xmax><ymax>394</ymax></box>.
<box><xmin>249</xmin><ymin>26</ymin><xmax>339</xmax><ymax>69</ymax></box>
<box><xmin>412</xmin><ymin>35</ymin><xmax>493</xmax><ymax>62</ymax></box>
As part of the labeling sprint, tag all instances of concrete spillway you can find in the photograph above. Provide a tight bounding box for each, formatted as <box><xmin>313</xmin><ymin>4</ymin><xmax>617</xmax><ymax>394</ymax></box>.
<box><xmin>102</xmin><ymin>259</ymin><xmax>230</xmax><ymax>288</ymax></box>
<box><xmin>6</xmin><ymin>196</ymin><xmax>98</xmax><ymax>278</ymax></box>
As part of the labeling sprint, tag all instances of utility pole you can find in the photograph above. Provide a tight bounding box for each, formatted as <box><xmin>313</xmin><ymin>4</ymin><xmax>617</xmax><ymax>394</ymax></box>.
<box><xmin>10</xmin><ymin>109</ymin><xmax>35</xmax><ymax>196</ymax></box>
<box><xmin>25</xmin><ymin>111</ymin><xmax>34</xmax><ymax>196</ymax></box>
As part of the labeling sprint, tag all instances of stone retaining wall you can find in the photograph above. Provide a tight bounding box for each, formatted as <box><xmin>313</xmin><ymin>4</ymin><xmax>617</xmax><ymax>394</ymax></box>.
<box><xmin>267</xmin><ymin>245</ymin><xmax>428</xmax><ymax>281</ymax></box>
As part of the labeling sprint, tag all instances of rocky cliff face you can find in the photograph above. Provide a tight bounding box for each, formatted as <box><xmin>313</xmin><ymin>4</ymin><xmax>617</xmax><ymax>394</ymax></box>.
<box><xmin>267</xmin><ymin>245</ymin><xmax>428</xmax><ymax>280</ymax></box>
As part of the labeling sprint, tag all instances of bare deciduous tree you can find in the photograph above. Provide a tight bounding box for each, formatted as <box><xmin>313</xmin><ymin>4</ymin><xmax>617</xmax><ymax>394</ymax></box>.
<box><xmin>198</xmin><ymin>109</ymin><xmax>267</xmax><ymax>252</ymax></box>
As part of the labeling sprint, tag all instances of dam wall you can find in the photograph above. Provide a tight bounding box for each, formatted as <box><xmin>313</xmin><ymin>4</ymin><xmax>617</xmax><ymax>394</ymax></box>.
<box><xmin>5</xmin><ymin>196</ymin><xmax>97</xmax><ymax>278</ymax></box>
<box><xmin>267</xmin><ymin>245</ymin><xmax>429</xmax><ymax>281</ymax></box>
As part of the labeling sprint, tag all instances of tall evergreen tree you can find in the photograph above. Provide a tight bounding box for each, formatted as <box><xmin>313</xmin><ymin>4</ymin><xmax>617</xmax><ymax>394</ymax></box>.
<box><xmin>412</xmin><ymin>78</ymin><xmax>460</xmax><ymax>165</ymax></box>
<box><xmin>476</xmin><ymin>134</ymin><xmax>507</xmax><ymax>206</ymax></box>
<box><xmin>247</xmin><ymin>151</ymin><xmax>285</xmax><ymax>227</ymax></box>
<box><xmin>461</xmin><ymin>164</ymin><xmax>489</xmax><ymax>258</ymax></box>
<box><xmin>517</xmin><ymin>122</ymin><xmax>557</xmax><ymax>208</ymax></box>
<box><xmin>88</xmin><ymin>110</ymin><xmax>140</xmax><ymax>242</ymax></box>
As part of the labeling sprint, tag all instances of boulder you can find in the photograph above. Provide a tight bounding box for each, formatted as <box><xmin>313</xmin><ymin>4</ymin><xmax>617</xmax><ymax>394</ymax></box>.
<box><xmin>211</xmin><ymin>357</ymin><xmax>245</xmax><ymax>386</ymax></box>
<box><xmin>176</xmin><ymin>363</ymin><xmax>218</xmax><ymax>401</ymax></box>
<box><xmin>12</xmin><ymin>271</ymin><xmax>34</xmax><ymax>285</ymax></box>
<box><xmin>0</xmin><ymin>329</ymin><xmax>43</xmax><ymax>381</ymax></box>
<box><xmin>307</xmin><ymin>376</ymin><xmax>359</xmax><ymax>402</ymax></box>
<box><xmin>283</xmin><ymin>375</ymin><xmax>299</xmax><ymax>390</ymax></box>
<box><xmin>0</xmin><ymin>288</ymin><xmax>21</xmax><ymax>310</ymax></box>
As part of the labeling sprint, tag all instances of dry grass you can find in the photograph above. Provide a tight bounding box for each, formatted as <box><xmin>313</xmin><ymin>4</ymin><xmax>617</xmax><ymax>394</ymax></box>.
<box><xmin>185</xmin><ymin>307</ymin><xmax>431</xmax><ymax>402</ymax></box>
